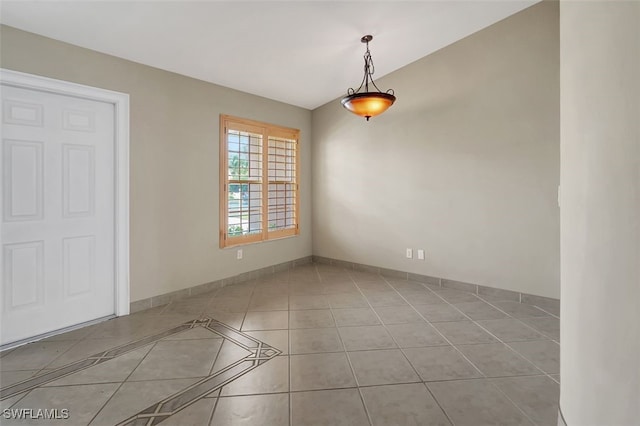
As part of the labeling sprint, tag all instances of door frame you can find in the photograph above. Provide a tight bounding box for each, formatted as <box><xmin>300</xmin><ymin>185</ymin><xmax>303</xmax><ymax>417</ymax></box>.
<box><xmin>1</xmin><ymin>68</ymin><xmax>130</xmax><ymax>318</ymax></box>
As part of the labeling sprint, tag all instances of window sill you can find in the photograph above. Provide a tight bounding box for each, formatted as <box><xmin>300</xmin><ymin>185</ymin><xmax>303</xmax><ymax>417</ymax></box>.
<box><xmin>222</xmin><ymin>232</ymin><xmax>300</xmax><ymax>249</ymax></box>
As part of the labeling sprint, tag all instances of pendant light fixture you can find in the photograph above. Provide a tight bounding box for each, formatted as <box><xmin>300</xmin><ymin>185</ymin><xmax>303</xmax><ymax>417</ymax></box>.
<box><xmin>341</xmin><ymin>35</ymin><xmax>396</xmax><ymax>121</ymax></box>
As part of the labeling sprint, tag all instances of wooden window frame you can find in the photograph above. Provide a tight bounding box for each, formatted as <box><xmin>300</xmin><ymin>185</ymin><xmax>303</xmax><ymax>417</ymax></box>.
<box><xmin>219</xmin><ymin>114</ymin><xmax>300</xmax><ymax>248</ymax></box>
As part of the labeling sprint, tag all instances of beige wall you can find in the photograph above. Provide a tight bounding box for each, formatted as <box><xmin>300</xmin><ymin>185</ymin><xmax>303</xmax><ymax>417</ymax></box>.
<box><xmin>312</xmin><ymin>2</ymin><xmax>560</xmax><ymax>298</ymax></box>
<box><xmin>0</xmin><ymin>25</ymin><xmax>312</xmax><ymax>302</ymax></box>
<box><xmin>560</xmin><ymin>1</ymin><xmax>640</xmax><ymax>424</ymax></box>
<box><xmin>1</xmin><ymin>2</ymin><xmax>560</xmax><ymax>302</ymax></box>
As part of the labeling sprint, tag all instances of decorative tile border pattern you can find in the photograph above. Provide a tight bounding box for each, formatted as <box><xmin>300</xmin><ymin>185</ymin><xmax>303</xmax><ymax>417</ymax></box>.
<box><xmin>0</xmin><ymin>317</ymin><xmax>281</xmax><ymax>425</ymax></box>
<box><xmin>312</xmin><ymin>255</ymin><xmax>560</xmax><ymax>316</ymax></box>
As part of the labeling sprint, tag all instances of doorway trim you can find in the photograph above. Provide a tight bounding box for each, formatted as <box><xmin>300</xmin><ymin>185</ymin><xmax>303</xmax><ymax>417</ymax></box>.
<box><xmin>1</xmin><ymin>68</ymin><xmax>130</xmax><ymax>318</ymax></box>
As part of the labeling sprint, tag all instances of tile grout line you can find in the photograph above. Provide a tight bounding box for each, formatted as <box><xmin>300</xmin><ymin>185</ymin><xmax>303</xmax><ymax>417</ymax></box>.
<box><xmin>475</xmin><ymin>293</ymin><xmax>557</xmax><ymax>326</ymax></box>
<box><xmin>17</xmin><ymin>310</ymin><xmax>280</xmax><ymax>424</ymax></box>
<box><xmin>229</xmin><ymin>265</ymin><xmax>553</xmax><ymax>423</ymax></box>
<box><xmin>237</xmin><ymin>279</ymin><xmax>257</xmax><ymax>334</ymax></box>
<box><xmin>470</xmin><ymin>294</ymin><xmax>560</xmax><ymax>382</ymax></box>
<box><xmin>138</xmin><ymin>373</ymin><xmax>553</xmax><ymax>400</ymax></box>
<box><xmin>1</xmin><ymin>385</ymin><xmax>30</xmax><ymax>412</ymax></box>
<box><xmin>416</xmin><ymin>283</ymin><xmax>553</xmax><ymax>377</ymax></box>
<box><xmin>3</xmin><ymin>263</ymin><xmax>557</xmax><ymax>424</ymax></box>
<box><xmin>423</xmin><ymin>382</ymin><xmax>457</xmax><ymax>426</ymax></box>
<box><xmin>375</xmin><ymin>274</ymin><xmax>550</xmax><ymax>424</ymax></box>
<box><xmin>0</xmin><ymin>347</ymin><xmax>17</xmax><ymax>358</ymax></box>
<box><xmin>126</xmin><ymin>315</ymin><xmax>284</xmax><ymax>423</ymax></box>
<box><xmin>371</xmin><ymin>276</ymin><xmax>488</xmax><ymax>382</ymax></box>
<box><xmin>315</xmin><ymin>269</ymin><xmax>494</xmax><ymax>379</ymax></box>
<box><xmin>316</xmin><ymin>264</ymin><xmax>374</xmax><ymax>426</ymax></box>
<box><xmin>217</xmin><ymin>265</ymin><xmax>554</xmax><ymax>424</ymax></box>
<box><xmin>205</xmin><ymin>390</ymin><xmax>219</xmax><ymax>426</ymax></box>
<box><xmin>316</xmin><ymin>256</ymin><xmax>560</xmax><ymax>311</ymax></box>
<box><xmin>531</xmin><ymin>304</ymin><xmax>560</xmax><ymax>319</ymax></box>
<box><xmin>347</xmin><ymin>279</ymin><xmax>458</xmax><ymax>425</ymax></box>
<box><xmin>488</xmin><ymin>379</ymin><xmax>541</xmax><ymax>426</ymax></box>
<box><xmin>412</xmin><ymin>280</ymin><xmax>558</xmax><ymax>422</ymax></box>
<box><xmin>474</xmin><ymin>293</ymin><xmax>553</xmax><ymax>323</ymax></box>
<box><xmin>86</xmin><ymin>340</ymin><xmax>160</xmax><ymax>425</ymax></box>
<box><xmin>349</xmin><ymin>270</ymin><xmax>546</xmax><ymax>425</ymax></box>
<box><xmin>2</xmin><ymin>320</ymin><xmax>198</xmax><ymax>402</ymax></box>
<box><xmin>378</xmin><ymin>276</ymin><xmax>543</xmax><ymax>426</ymax></box>
<box><xmin>438</xmin><ymin>288</ymin><xmax>557</xmax><ymax>385</ymax></box>
<box><xmin>36</xmin><ymin>335</ymin><xmax>93</xmax><ymax>373</ymax></box>
<box><xmin>206</xmin><ymin>327</ymin><xmax>229</xmax><ymax>377</ymax></box>
<box><xmin>208</xmin><ymin>276</ymin><xmax>280</xmax><ymax>426</ymax></box>
<box><xmin>9</xmin><ymin>369</ymin><xmax>554</xmax><ymax>396</ymax></box>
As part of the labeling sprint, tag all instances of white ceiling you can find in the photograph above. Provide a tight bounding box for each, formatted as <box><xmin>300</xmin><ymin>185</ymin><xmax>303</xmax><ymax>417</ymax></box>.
<box><xmin>0</xmin><ymin>1</ymin><xmax>539</xmax><ymax>110</ymax></box>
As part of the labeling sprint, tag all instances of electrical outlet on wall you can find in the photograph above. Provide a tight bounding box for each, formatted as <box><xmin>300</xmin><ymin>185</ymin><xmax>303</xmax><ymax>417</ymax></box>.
<box><xmin>237</xmin><ymin>249</ymin><xmax>243</xmax><ymax>260</ymax></box>
<box><xmin>417</xmin><ymin>249</ymin><xmax>425</xmax><ymax>260</ymax></box>
<box><xmin>406</xmin><ymin>248</ymin><xmax>413</xmax><ymax>259</ymax></box>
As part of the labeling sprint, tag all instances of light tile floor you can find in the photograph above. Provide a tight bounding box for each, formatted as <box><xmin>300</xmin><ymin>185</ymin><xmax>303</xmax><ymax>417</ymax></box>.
<box><xmin>0</xmin><ymin>263</ymin><xmax>560</xmax><ymax>425</ymax></box>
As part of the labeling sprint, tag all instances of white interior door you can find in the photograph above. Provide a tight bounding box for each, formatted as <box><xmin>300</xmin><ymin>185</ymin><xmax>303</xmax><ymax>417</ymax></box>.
<box><xmin>1</xmin><ymin>84</ymin><xmax>116</xmax><ymax>345</ymax></box>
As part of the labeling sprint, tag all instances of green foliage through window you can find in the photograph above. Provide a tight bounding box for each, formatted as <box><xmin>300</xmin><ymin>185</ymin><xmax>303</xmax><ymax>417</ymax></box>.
<box><xmin>228</xmin><ymin>225</ymin><xmax>244</xmax><ymax>236</ymax></box>
<box><xmin>229</xmin><ymin>154</ymin><xmax>249</xmax><ymax>180</ymax></box>
<box><xmin>221</xmin><ymin>115</ymin><xmax>299</xmax><ymax>247</ymax></box>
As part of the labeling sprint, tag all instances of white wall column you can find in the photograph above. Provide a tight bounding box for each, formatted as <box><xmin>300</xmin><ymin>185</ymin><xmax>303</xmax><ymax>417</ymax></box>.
<box><xmin>560</xmin><ymin>1</ymin><xmax>639</xmax><ymax>424</ymax></box>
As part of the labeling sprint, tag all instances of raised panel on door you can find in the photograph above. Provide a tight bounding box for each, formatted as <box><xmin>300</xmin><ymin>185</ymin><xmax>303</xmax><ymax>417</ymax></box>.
<box><xmin>2</xmin><ymin>241</ymin><xmax>44</xmax><ymax>311</ymax></box>
<box><xmin>2</xmin><ymin>99</ymin><xmax>43</xmax><ymax>127</ymax></box>
<box><xmin>3</xmin><ymin>139</ymin><xmax>44</xmax><ymax>222</ymax></box>
<box><xmin>63</xmin><ymin>235</ymin><xmax>95</xmax><ymax>298</ymax></box>
<box><xmin>63</xmin><ymin>144</ymin><xmax>95</xmax><ymax>218</ymax></box>
<box><xmin>63</xmin><ymin>109</ymin><xmax>95</xmax><ymax>133</ymax></box>
<box><xmin>1</xmin><ymin>82</ymin><xmax>116</xmax><ymax>346</ymax></box>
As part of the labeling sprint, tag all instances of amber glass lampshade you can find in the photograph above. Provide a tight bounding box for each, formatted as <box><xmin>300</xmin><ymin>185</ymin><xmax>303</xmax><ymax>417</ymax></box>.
<box><xmin>341</xmin><ymin>35</ymin><xmax>396</xmax><ymax>121</ymax></box>
<box><xmin>341</xmin><ymin>92</ymin><xmax>396</xmax><ymax>121</ymax></box>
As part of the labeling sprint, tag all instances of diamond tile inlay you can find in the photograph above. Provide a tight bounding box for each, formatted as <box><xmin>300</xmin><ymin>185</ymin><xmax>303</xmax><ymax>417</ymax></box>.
<box><xmin>0</xmin><ymin>317</ymin><xmax>281</xmax><ymax>425</ymax></box>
